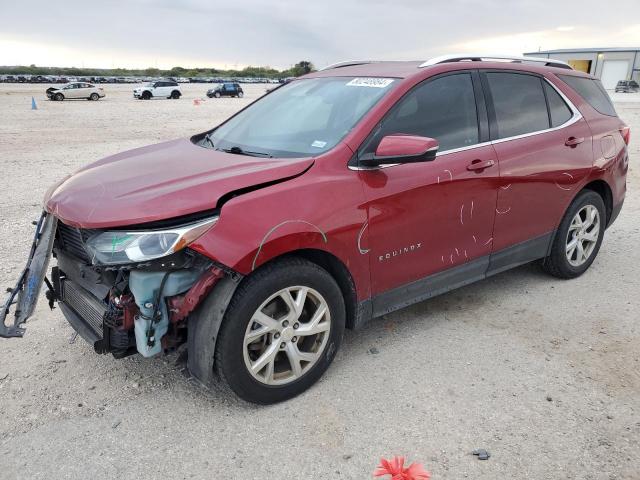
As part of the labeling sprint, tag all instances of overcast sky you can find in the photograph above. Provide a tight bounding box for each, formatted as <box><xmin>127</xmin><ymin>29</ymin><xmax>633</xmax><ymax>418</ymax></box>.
<box><xmin>1</xmin><ymin>0</ymin><xmax>639</xmax><ymax>70</ymax></box>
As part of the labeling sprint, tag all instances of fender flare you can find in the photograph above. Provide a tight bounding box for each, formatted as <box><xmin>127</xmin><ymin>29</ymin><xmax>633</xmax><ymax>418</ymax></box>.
<box><xmin>187</xmin><ymin>272</ymin><xmax>242</xmax><ymax>386</ymax></box>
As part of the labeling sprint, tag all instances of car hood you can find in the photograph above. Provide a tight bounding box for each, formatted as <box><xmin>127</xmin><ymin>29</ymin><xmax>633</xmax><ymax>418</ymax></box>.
<box><xmin>44</xmin><ymin>138</ymin><xmax>314</xmax><ymax>229</ymax></box>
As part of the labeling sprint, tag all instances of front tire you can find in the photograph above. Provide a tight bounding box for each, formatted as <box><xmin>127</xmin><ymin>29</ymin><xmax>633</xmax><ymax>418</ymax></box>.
<box><xmin>141</xmin><ymin>91</ymin><xmax>151</xmax><ymax>100</ymax></box>
<box><xmin>215</xmin><ymin>258</ymin><xmax>345</xmax><ymax>404</ymax></box>
<box><xmin>54</xmin><ymin>93</ymin><xmax>64</xmax><ymax>101</ymax></box>
<box><xmin>238</xmin><ymin>91</ymin><xmax>244</xmax><ymax>98</ymax></box>
<box><xmin>89</xmin><ymin>93</ymin><xmax>99</xmax><ymax>101</ymax></box>
<box><xmin>542</xmin><ymin>190</ymin><xmax>606</xmax><ymax>279</ymax></box>
<box><xmin>214</xmin><ymin>92</ymin><xmax>221</xmax><ymax>98</ymax></box>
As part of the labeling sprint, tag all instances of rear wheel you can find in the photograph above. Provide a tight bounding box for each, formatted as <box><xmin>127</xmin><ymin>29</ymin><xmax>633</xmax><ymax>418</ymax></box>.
<box><xmin>214</xmin><ymin>258</ymin><xmax>345</xmax><ymax>404</ymax></box>
<box><xmin>542</xmin><ymin>190</ymin><xmax>606</xmax><ymax>279</ymax></box>
<box><xmin>170</xmin><ymin>90</ymin><xmax>180</xmax><ymax>99</ymax></box>
<box><xmin>238</xmin><ymin>91</ymin><xmax>244</xmax><ymax>98</ymax></box>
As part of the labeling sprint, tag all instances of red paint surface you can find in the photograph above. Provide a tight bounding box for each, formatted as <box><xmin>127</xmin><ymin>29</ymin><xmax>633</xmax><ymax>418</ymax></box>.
<box><xmin>375</xmin><ymin>135</ymin><xmax>438</xmax><ymax>158</ymax></box>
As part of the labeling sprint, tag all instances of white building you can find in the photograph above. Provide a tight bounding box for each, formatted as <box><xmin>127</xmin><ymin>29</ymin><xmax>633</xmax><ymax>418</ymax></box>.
<box><xmin>524</xmin><ymin>48</ymin><xmax>640</xmax><ymax>89</ymax></box>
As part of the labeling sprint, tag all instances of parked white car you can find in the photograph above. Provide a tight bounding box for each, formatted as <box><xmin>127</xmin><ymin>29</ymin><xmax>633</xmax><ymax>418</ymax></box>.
<box><xmin>133</xmin><ymin>80</ymin><xmax>181</xmax><ymax>100</ymax></box>
<box><xmin>46</xmin><ymin>82</ymin><xmax>105</xmax><ymax>101</ymax></box>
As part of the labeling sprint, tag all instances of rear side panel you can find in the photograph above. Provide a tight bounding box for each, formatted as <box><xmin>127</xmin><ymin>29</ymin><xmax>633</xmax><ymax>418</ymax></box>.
<box><xmin>552</xmin><ymin>74</ymin><xmax>629</xmax><ymax>216</ymax></box>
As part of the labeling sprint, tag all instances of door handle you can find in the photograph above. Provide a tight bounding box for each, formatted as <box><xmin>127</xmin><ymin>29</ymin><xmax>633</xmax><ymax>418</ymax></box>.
<box><xmin>565</xmin><ymin>137</ymin><xmax>585</xmax><ymax>148</ymax></box>
<box><xmin>467</xmin><ymin>159</ymin><xmax>495</xmax><ymax>171</ymax></box>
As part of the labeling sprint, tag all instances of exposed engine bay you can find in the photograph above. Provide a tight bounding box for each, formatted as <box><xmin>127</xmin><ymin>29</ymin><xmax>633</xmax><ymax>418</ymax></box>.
<box><xmin>48</xmin><ymin>218</ymin><xmax>230</xmax><ymax>358</ymax></box>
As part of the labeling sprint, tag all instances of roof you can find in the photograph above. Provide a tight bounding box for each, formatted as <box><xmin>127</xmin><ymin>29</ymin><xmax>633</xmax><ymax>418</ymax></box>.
<box><xmin>308</xmin><ymin>61</ymin><xmax>423</xmax><ymax>79</ymax></box>
<box><xmin>526</xmin><ymin>47</ymin><xmax>640</xmax><ymax>54</ymax></box>
<box><xmin>307</xmin><ymin>55</ymin><xmax>574</xmax><ymax>79</ymax></box>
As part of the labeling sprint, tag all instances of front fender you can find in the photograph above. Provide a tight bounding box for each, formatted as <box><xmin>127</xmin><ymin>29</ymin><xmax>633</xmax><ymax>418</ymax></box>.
<box><xmin>188</xmin><ymin>144</ymin><xmax>371</xmax><ymax>301</ymax></box>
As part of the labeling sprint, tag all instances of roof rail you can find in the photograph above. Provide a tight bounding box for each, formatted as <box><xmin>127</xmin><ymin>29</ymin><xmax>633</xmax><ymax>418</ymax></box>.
<box><xmin>419</xmin><ymin>54</ymin><xmax>573</xmax><ymax>70</ymax></box>
<box><xmin>319</xmin><ymin>60</ymin><xmax>375</xmax><ymax>71</ymax></box>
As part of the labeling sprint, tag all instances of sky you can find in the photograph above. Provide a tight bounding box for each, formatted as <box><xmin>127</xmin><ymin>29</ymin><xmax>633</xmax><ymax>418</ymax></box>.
<box><xmin>1</xmin><ymin>0</ymin><xmax>640</xmax><ymax>70</ymax></box>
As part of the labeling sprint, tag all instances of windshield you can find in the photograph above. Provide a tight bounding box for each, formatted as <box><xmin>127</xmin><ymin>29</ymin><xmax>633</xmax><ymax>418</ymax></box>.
<box><xmin>203</xmin><ymin>76</ymin><xmax>397</xmax><ymax>157</ymax></box>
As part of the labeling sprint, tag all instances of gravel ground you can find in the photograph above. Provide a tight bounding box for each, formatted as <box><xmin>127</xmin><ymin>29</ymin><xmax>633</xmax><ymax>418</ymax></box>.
<box><xmin>0</xmin><ymin>84</ymin><xmax>638</xmax><ymax>480</ymax></box>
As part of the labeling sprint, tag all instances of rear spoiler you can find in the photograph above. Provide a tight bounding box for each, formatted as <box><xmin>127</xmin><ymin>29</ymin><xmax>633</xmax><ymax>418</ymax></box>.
<box><xmin>0</xmin><ymin>212</ymin><xmax>57</xmax><ymax>338</ymax></box>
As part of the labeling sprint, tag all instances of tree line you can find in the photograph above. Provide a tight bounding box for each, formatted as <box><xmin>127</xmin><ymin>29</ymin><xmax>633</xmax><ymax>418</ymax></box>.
<box><xmin>0</xmin><ymin>61</ymin><xmax>315</xmax><ymax>79</ymax></box>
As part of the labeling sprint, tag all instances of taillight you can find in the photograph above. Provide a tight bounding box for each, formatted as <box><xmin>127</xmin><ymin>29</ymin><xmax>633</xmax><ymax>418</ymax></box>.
<box><xmin>620</xmin><ymin>126</ymin><xmax>631</xmax><ymax>146</ymax></box>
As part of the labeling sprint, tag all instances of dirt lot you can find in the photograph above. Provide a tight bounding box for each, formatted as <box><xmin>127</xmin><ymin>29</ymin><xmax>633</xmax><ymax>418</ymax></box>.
<box><xmin>0</xmin><ymin>83</ymin><xmax>638</xmax><ymax>480</ymax></box>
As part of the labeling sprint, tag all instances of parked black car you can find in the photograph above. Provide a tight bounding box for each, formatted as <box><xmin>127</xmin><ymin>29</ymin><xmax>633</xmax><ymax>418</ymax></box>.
<box><xmin>615</xmin><ymin>80</ymin><xmax>640</xmax><ymax>93</ymax></box>
<box><xmin>207</xmin><ymin>82</ymin><xmax>244</xmax><ymax>98</ymax></box>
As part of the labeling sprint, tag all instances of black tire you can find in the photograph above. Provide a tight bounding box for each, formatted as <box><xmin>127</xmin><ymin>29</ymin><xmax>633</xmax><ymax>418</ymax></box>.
<box><xmin>170</xmin><ymin>90</ymin><xmax>180</xmax><ymax>99</ymax></box>
<box><xmin>214</xmin><ymin>92</ymin><xmax>221</xmax><ymax>98</ymax></box>
<box><xmin>238</xmin><ymin>91</ymin><xmax>244</xmax><ymax>98</ymax></box>
<box><xmin>89</xmin><ymin>93</ymin><xmax>99</xmax><ymax>101</ymax></box>
<box><xmin>141</xmin><ymin>91</ymin><xmax>151</xmax><ymax>100</ymax></box>
<box><xmin>214</xmin><ymin>257</ymin><xmax>345</xmax><ymax>404</ymax></box>
<box><xmin>542</xmin><ymin>190</ymin><xmax>606</xmax><ymax>279</ymax></box>
<box><xmin>54</xmin><ymin>93</ymin><xmax>64</xmax><ymax>101</ymax></box>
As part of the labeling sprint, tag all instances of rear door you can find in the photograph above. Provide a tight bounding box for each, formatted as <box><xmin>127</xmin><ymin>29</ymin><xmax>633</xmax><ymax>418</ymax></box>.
<box><xmin>481</xmin><ymin>70</ymin><xmax>593</xmax><ymax>271</ymax></box>
<box><xmin>358</xmin><ymin>71</ymin><xmax>499</xmax><ymax>305</ymax></box>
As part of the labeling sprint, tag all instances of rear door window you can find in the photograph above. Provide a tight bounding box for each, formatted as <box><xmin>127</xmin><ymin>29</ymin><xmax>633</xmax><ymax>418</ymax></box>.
<box><xmin>558</xmin><ymin>75</ymin><xmax>617</xmax><ymax>117</ymax></box>
<box><xmin>544</xmin><ymin>82</ymin><xmax>573</xmax><ymax>127</ymax></box>
<box><xmin>486</xmin><ymin>72</ymin><xmax>549</xmax><ymax>139</ymax></box>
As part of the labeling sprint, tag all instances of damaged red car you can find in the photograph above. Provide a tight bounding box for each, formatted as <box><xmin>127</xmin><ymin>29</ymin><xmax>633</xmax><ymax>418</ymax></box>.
<box><xmin>1</xmin><ymin>55</ymin><xmax>628</xmax><ymax>404</ymax></box>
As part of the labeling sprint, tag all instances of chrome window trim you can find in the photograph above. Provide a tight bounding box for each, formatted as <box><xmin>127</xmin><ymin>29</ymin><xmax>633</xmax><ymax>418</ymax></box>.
<box><xmin>349</xmin><ymin>77</ymin><xmax>581</xmax><ymax>171</ymax></box>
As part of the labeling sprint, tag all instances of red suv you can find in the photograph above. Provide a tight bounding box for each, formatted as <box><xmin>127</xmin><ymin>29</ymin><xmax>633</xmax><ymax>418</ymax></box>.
<box><xmin>1</xmin><ymin>55</ymin><xmax>629</xmax><ymax>404</ymax></box>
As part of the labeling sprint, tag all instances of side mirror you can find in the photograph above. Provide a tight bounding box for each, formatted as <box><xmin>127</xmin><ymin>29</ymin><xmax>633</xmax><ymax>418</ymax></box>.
<box><xmin>359</xmin><ymin>135</ymin><xmax>439</xmax><ymax>168</ymax></box>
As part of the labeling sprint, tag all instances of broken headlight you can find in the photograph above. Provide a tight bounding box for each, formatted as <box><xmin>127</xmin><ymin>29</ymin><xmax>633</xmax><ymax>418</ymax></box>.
<box><xmin>85</xmin><ymin>217</ymin><xmax>217</xmax><ymax>265</ymax></box>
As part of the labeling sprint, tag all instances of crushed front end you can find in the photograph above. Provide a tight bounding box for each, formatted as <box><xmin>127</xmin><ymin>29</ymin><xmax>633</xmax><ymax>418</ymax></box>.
<box><xmin>2</xmin><ymin>212</ymin><xmax>234</xmax><ymax>360</ymax></box>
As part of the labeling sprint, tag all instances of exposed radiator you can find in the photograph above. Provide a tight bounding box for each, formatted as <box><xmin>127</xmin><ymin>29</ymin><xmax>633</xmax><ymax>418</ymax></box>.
<box><xmin>61</xmin><ymin>279</ymin><xmax>106</xmax><ymax>338</ymax></box>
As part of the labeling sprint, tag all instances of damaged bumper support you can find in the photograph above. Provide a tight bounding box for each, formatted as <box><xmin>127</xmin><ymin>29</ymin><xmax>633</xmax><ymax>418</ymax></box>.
<box><xmin>2</xmin><ymin>213</ymin><xmax>238</xmax><ymax>366</ymax></box>
<box><xmin>0</xmin><ymin>212</ymin><xmax>57</xmax><ymax>338</ymax></box>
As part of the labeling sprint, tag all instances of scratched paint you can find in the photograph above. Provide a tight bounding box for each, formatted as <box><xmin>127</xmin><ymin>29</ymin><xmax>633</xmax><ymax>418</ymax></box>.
<box><xmin>357</xmin><ymin>221</ymin><xmax>370</xmax><ymax>255</ymax></box>
<box><xmin>555</xmin><ymin>172</ymin><xmax>575</xmax><ymax>191</ymax></box>
<box><xmin>252</xmin><ymin>220</ymin><xmax>328</xmax><ymax>270</ymax></box>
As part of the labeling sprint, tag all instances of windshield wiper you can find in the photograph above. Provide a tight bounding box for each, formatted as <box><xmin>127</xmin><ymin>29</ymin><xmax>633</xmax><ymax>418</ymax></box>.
<box><xmin>203</xmin><ymin>134</ymin><xmax>215</xmax><ymax>149</ymax></box>
<box><xmin>219</xmin><ymin>146</ymin><xmax>273</xmax><ymax>158</ymax></box>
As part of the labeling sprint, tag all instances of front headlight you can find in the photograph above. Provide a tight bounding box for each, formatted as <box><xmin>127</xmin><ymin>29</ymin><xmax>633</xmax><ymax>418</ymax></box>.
<box><xmin>85</xmin><ymin>217</ymin><xmax>217</xmax><ymax>265</ymax></box>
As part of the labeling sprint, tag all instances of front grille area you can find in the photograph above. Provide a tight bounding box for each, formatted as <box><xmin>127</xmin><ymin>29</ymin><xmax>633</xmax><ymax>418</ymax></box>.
<box><xmin>57</xmin><ymin>223</ymin><xmax>98</xmax><ymax>263</ymax></box>
<box><xmin>61</xmin><ymin>279</ymin><xmax>106</xmax><ymax>338</ymax></box>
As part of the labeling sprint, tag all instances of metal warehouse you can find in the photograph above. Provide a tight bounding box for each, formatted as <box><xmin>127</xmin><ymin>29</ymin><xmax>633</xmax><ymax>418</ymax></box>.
<box><xmin>524</xmin><ymin>48</ymin><xmax>640</xmax><ymax>89</ymax></box>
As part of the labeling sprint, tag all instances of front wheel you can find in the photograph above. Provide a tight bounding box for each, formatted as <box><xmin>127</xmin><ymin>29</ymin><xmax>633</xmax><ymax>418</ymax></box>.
<box><xmin>238</xmin><ymin>91</ymin><xmax>244</xmax><ymax>98</ymax></box>
<box><xmin>214</xmin><ymin>92</ymin><xmax>221</xmax><ymax>98</ymax></box>
<box><xmin>141</xmin><ymin>91</ymin><xmax>151</xmax><ymax>100</ymax></box>
<box><xmin>89</xmin><ymin>93</ymin><xmax>99</xmax><ymax>101</ymax></box>
<box><xmin>214</xmin><ymin>258</ymin><xmax>345</xmax><ymax>404</ymax></box>
<box><xmin>54</xmin><ymin>93</ymin><xmax>64</xmax><ymax>101</ymax></box>
<box><xmin>542</xmin><ymin>190</ymin><xmax>606</xmax><ymax>279</ymax></box>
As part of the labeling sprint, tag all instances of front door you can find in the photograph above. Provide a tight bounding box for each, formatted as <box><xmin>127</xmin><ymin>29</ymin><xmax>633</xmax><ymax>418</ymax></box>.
<box><xmin>65</xmin><ymin>84</ymin><xmax>81</xmax><ymax>98</ymax></box>
<box><xmin>357</xmin><ymin>71</ymin><xmax>499</xmax><ymax>310</ymax></box>
<box><xmin>481</xmin><ymin>71</ymin><xmax>594</xmax><ymax>260</ymax></box>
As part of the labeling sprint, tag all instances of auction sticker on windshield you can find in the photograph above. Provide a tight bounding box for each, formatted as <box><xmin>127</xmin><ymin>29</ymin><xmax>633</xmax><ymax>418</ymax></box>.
<box><xmin>346</xmin><ymin>78</ymin><xmax>394</xmax><ymax>88</ymax></box>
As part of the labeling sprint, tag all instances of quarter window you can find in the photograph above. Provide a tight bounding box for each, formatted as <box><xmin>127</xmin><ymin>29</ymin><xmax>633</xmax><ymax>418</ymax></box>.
<box><xmin>544</xmin><ymin>82</ymin><xmax>573</xmax><ymax>127</ymax></box>
<box><xmin>559</xmin><ymin>75</ymin><xmax>617</xmax><ymax>117</ymax></box>
<box><xmin>486</xmin><ymin>72</ymin><xmax>549</xmax><ymax>139</ymax></box>
<box><xmin>368</xmin><ymin>73</ymin><xmax>479</xmax><ymax>152</ymax></box>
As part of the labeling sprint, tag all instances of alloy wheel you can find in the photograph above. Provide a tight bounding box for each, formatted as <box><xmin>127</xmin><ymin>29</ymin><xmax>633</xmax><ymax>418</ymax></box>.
<box><xmin>566</xmin><ymin>204</ymin><xmax>600</xmax><ymax>267</ymax></box>
<box><xmin>243</xmin><ymin>286</ymin><xmax>331</xmax><ymax>386</ymax></box>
